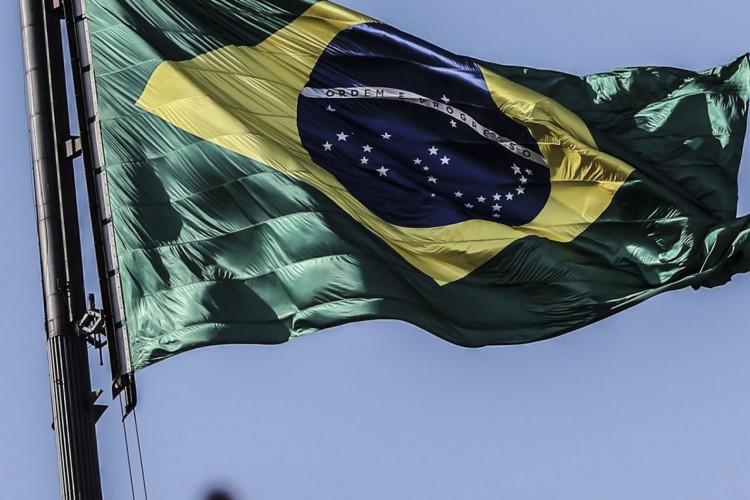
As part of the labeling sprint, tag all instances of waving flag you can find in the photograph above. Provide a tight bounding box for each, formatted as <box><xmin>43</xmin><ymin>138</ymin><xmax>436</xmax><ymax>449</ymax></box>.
<box><xmin>87</xmin><ymin>0</ymin><xmax>750</xmax><ymax>370</ymax></box>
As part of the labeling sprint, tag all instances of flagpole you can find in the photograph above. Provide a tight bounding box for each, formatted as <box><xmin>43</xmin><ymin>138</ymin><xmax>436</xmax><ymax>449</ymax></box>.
<box><xmin>20</xmin><ymin>0</ymin><xmax>104</xmax><ymax>497</ymax></box>
<box><xmin>61</xmin><ymin>0</ymin><xmax>137</xmax><ymax>407</ymax></box>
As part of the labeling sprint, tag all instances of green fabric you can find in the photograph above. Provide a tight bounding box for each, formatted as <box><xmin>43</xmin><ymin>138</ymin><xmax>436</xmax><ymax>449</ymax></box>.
<box><xmin>88</xmin><ymin>0</ymin><xmax>750</xmax><ymax>370</ymax></box>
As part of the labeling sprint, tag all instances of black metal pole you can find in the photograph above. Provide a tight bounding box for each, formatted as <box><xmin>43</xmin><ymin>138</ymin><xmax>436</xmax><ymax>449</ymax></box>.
<box><xmin>20</xmin><ymin>0</ymin><xmax>104</xmax><ymax>498</ymax></box>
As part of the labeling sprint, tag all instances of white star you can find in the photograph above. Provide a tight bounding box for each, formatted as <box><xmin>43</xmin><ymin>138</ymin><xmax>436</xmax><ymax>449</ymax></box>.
<box><xmin>382</xmin><ymin>132</ymin><xmax>392</xmax><ymax>140</ymax></box>
<box><xmin>413</xmin><ymin>158</ymin><xmax>422</xmax><ymax>165</ymax></box>
<box><xmin>322</xmin><ymin>142</ymin><xmax>332</xmax><ymax>151</ymax></box>
<box><xmin>430</xmin><ymin>193</ymin><xmax>436</xmax><ymax>198</ymax></box>
<box><xmin>520</xmin><ymin>176</ymin><xmax>528</xmax><ymax>184</ymax></box>
<box><xmin>477</xmin><ymin>196</ymin><xmax>486</xmax><ymax>203</ymax></box>
<box><xmin>492</xmin><ymin>204</ymin><xmax>502</xmax><ymax>211</ymax></box>
<box><xmin>525</xmin><ymin>169</ymin><xmax>533</xmax><ymax>176</ymax></box>
<box><xmin>336</xmin><ymin>132</ymin><xmax>349</xmax><ymax>142</ymax></box>
<box><xmin>441</xmin><ymin>95</ymin><xmax>450</xmax><ymax>104</ymax></box>
<box><xmin>454</xmin><ymin>191</ymin><xmax>463</xmax><ymax>198</ymax></box>
<box><xmin>492</xmin><ymin>213</ymin><xmax>501</xmax><ymax>218</ymax></box>
<box><xmin>326</xmin><ymin>105</ymin><xmax>336</xmax><ymax>112</ymax></box>
<box><xmin>423</xmin><ymin>166</ymin><xmax>429</xmax><ymax>171</ymax></box>
<box><xmin>360</xmin><ymin>157</ymin><xmax>369</xmax><ymax>165</ymax></box>
<box><xmin>363</xmin><ymin>145</ymin><xmax>373</xmax><ymax>153</ymax></box>
<box><xmin>428</xmin><ymin>146</ymin><xmax>439</xmax><ymax>155</ymax></box>
<box><xmin>428</xmin><ymin>176</ymin><xmax>438</xmax><ymax>184</ymax></box>
<box><xmin>506</xmin><ymin>192</ymin><xmax>514</xmax><ymax>200</ymax></box>
<box><xmin>493</xmin><ymin>193</ymin><xmax>502</xmax><ymax>201</ymax></box>
<box><xmin>440</xmin><ymin>156</ymin><xmax>451</xmax><ymax>165</ymax></box>
<box><xmin>465</xmin><ymin>203</ymin><xmax>474</xmax><ymax>209</ymax></box>
<box><xmin>376</xmin><ymin>166</ymin><xmax>389</xmax><ymax>177</ymax></box>
<box><xmin>450</xmin><ymin>119</ymin><xmax>457</xmax><ymax>128</ymax></box>
<box><xmin>516</xmin><ymin>186</ymin><xmax>525</xmax><ymax>195</ymax></box>
<box><xmin>512</xmin><ymin>164</ymin><xmax>522</xmax><ymax>175</ymax></box>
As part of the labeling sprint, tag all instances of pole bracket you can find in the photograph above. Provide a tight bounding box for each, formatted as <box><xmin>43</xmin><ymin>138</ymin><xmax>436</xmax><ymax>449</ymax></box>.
<box><xmin>65</xmin><ymin>136</ymin><xmax>82</xmax><ymax>160</ymax></box>
<box><xmin>78</xmin><ymin>294</ymin><xmax>108</xmax><ymax>365</ymax></box>
<box><xmin>52</xmin><ymin>0</ymin><xmax>65</xmax><ymax>19</ymax></box>
<box><xmin>90</xmin><ymin>389</ymin><xmax>107</xmax><ymax>423</ymax></box>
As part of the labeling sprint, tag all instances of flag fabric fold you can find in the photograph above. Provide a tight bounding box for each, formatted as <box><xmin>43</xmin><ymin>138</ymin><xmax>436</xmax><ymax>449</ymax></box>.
<box><xmin>87</xmin><ymin>0</ymin><xmax>750</xmax><ymax>370</ymax></box>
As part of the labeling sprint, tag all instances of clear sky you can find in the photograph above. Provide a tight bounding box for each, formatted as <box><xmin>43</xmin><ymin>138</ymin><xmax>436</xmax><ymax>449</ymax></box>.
<box><xmin>2</xmin><ymin>0</ymin><xmax>750</xmax><ymax>499</ymax></box>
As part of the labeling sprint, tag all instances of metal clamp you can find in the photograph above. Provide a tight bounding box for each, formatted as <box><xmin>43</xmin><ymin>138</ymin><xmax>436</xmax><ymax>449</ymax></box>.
<box><xmin>65</xmin><ymin>136</ymin><xmax>82</xmax><ymax>160</ymax></box>
<box><xmin>78</xmin><ymin>294</ymin><xmax>108</xmax><ymax>364</ymax></box>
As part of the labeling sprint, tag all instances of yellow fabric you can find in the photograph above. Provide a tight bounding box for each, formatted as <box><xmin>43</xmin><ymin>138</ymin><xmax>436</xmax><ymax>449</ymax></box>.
<box><xmin>136</xmin><ymin>0</ymin><xmax>632</xmax><ymax>284</ymax></box>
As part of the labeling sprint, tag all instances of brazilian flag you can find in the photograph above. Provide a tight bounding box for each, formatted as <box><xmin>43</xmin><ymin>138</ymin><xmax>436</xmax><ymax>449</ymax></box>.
<box><xmin>87</xmin><ymin>0</ymin><xmax>750</xmax><ymax>370</ymax></box>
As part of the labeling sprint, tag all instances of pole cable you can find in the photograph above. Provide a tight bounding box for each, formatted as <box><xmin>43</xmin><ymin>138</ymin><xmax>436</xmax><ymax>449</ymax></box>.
<box><xmin>119</xmin><ymin>395</ymin><xmax>137</xmax><ymax>500</ymax></box>
<box><xmin>133</xmin><ymin>408</ymin><xmax>149</xmax><ymax>500</ymax></box>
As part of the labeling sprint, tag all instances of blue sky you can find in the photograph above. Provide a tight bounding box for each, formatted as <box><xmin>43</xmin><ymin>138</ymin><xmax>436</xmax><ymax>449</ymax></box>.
<box><xmin>2</xmin><ymin>0</ymin><xmax>750</xmax><ymax>498</ymax></box>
